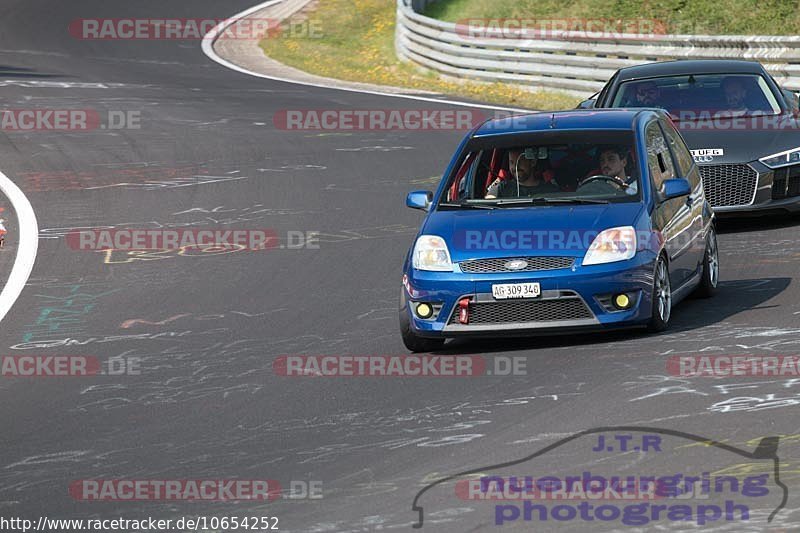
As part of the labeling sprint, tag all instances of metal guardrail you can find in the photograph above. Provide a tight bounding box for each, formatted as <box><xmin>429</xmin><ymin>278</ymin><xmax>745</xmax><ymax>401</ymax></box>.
<box><xmin>395</xmin><ymin>0</ymin><xmax>800</xmax><ymax>96</ymax></box>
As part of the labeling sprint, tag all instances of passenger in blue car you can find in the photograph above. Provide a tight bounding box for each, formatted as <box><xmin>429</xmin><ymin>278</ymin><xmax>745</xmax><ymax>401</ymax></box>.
<box><xmin>485</xmin><ymin>148</ymin><xmax>559</xmax><ymax>198</ymax></box>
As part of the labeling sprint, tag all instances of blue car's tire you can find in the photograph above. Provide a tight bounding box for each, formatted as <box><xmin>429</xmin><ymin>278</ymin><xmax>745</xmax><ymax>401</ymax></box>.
<box><xmin>693</xmin><ymin>225</ymin><xmax>719</xmax><ymax>298</ymax></box>
<box><xmin>399</xmin><ymin>292</ymin><xmax>445</xmax><ymax>353</ymax></box>
<box><xmin>648</xmin><ymin>255</ymin><xmax>672</xmax><ymax>332</ymax></box>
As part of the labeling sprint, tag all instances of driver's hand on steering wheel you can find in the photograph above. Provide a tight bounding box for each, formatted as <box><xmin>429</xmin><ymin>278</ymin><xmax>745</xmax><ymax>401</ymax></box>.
<box><xmin>610</xmin><ymin>177</ymin><xmax>629</xmax><ymax>190</ymax></box>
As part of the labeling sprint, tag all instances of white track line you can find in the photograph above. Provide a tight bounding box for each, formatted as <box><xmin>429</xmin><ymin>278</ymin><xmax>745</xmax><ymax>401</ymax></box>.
<box><xmin>201</xmin><ymin>0</ymin><xmax>530</xmax><ymax>113</ymax></box>
<box><xmin>0</xmin><ymin>170</ymin><xmax>38</xmax><ymax>324</ymax></box>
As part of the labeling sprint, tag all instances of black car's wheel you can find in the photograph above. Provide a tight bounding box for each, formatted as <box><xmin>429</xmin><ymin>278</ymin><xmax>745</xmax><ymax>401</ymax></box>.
<box><xmin>648</xmin><ymin>255</ymin><xmax>672</xmax><ymax>332</ymax></box>
<box><xmin>399</xmin><ymin>293</ymin><xmax>445</xmax><ymax>352</ymax></box>
<box><xmin>693</xmin><ymin>225</ymin><xmax>719</xmax><ymax>298</ymax></box>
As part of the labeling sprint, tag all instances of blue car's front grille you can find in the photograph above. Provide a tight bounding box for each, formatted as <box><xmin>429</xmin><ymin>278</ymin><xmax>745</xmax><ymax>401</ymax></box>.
<box><xmin>459</xmin><ymin>256</ymin><xmax>574</xmax><ymax>273</ymax></box>
<box><xmin>448</xmin><ymin>296</ymin><xmax>593</xmax><ymax>325</ymax></box>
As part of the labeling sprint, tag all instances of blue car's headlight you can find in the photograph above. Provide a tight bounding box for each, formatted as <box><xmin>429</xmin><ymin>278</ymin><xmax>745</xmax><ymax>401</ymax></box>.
<box><xmin>583</xmin><ymin>226</ymin><xmax>637</xmax><ymax>266</ymax></box>
<box><xmin>759</xmin><ymin>147</ymin><xmax>800</xmax><ymax>169</ymax></box>
<box><xmin>412</xmin><ymin>235</ymin><xmax>454</xmax><ymax>272</ymax></box>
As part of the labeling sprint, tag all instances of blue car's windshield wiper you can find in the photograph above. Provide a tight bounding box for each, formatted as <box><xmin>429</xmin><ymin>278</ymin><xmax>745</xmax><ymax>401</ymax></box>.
<box><xmin>494</xmin><ymin>197</ymin><xmax>609</xmax><ymax>206</ymax></box>
<box><xmin>539</xmin><ymin>197</ymin><xmax>610</xmax><ymax>204</ymax></box>
<box><xmin>438</xmin><ymin>202</ymin><xmax>497</xmax><ymax>210</ymax></box>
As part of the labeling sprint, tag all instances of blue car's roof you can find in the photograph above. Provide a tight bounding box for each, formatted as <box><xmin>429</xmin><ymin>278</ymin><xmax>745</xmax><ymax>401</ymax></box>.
<box><xmin>473</xmin><ymin>109</ymin><xmax>645</xmax><ymax>137</ymax></box>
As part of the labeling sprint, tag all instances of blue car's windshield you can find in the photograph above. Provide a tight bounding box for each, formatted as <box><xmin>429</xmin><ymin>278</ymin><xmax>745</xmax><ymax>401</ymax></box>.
<box><xmin>440</xmin><ymin>131</ymin><xmax>640</xmax><ymax>207</ymax></box>
<box><xmin>612</xmin><ymin>74</ymin><xmax>782</xmax><ymax>119</ymax></box>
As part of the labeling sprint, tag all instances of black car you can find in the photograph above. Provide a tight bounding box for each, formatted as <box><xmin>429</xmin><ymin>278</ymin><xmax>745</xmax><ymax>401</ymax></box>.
<box><xmin>580</xmin><ymin>60</ymin><xmax>800</xmax><ymax>215</ymax></box>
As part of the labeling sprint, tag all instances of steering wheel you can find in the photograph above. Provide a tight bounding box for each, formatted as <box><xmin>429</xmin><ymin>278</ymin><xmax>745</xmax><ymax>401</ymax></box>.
<box><xmin>578</xmin><ymin>174</ymin><xmax>627</xmax><ymax>190</ymax></box>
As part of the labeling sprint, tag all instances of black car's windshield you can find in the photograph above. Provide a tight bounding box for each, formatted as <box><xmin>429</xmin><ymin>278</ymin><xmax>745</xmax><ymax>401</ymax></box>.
<box><xmin>438</xmin><ymin>131</ymin><xmax>640</xmax><ymax>208</ymax></box>
<box><xmin>612</xmin><ymin>74</ymin><xmax>782</xmax><ymax>118</ymax></box>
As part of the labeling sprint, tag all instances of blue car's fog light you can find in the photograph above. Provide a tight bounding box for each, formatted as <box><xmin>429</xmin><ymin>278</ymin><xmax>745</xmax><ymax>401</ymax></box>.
<box><xmin>413</xmin><ymin>302</ymin><xmax>443</xmax><ymax>320</ymax></box>
<box><xmin>415</xmin><ymin>303</ymin><xmax>433</xmax><ymax>319</ymax></box>
<box><xmin>614</xmin><ymin>293</ymin><xmax>631</xmax><ymax>309</ymax></box>
<box><xmin>596</xmin><ymin>291</ymin><xmax>640</xmax><ymax>313</ymax></box>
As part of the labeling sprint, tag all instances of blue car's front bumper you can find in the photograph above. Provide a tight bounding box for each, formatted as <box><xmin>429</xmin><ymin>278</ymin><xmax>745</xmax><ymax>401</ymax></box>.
<box><xmin>402</xmin><ymin>253</ymin><xmax>657</xmax><ymax>338</ymax></box>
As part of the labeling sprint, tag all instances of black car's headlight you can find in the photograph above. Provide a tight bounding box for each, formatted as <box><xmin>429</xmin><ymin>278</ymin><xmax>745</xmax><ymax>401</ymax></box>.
<box><xmin>759</xmin><ymin>147</ymin><xmax>800</xmax><ymax>169</ymax></box>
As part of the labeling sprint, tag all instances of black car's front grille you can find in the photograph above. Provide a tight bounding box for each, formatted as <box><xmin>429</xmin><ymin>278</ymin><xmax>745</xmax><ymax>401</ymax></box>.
<box><xmin>772</xmin><ymin>165</ymin><xmax>800</xmax><ymax>199</ymax></box>
<box><xmin>459</xmin><ymin>256</ymin><xmax>574</xmax><ymax>273</ymax></box>
<box><xmin>448</xmin><ymin>297</ymin><xmax>593</xmax><ymax>325</ymax></box>
<box><xmin>699</xmin><ymin>164</ymin><xmax>757</xmax><ymax>207</ymax></box>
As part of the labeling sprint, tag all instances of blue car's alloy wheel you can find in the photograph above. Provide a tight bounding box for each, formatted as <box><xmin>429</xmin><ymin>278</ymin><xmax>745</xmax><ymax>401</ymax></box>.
<box><xmin>694</xmin><ymin>225</ymin><xmax>719</xmax><ymax>298</ymax></box>
<box><xmin>648</xmin><ymin>256</ymin><xmax>672</xmax><ymax>332</ymax></box>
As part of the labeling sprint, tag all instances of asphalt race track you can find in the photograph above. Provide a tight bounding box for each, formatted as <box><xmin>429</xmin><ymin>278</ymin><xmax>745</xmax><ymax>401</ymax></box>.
<box><xmin>1</xmin><ymin>1</ymin><xmax>800</xmax><ymax>532</ymax></box>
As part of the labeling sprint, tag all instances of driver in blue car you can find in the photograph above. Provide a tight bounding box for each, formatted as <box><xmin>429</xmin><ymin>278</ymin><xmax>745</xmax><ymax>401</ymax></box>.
<box><xmin>591</xmin><ymin>145</ymin><xmax>638</xmax><ymax>195</ymax></box>
<box><xmin>485</xmin><ymin>147</ymin><xmax>559</xmax><ymax>198</ymax></box>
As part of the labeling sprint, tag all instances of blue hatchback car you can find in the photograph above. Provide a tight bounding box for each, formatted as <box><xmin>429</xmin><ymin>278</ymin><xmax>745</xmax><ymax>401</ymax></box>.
<box><xmin>400</xmin><ymin>109</ymin><xmax>718</xmax><ymax>352</ymax></box>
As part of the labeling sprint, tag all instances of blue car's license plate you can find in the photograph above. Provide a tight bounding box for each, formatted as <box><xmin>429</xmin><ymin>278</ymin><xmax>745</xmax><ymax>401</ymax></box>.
<box><xmin>491</xmin><ymin>282</ymin><xmax>541</xmax><ymax>300</ymax></box>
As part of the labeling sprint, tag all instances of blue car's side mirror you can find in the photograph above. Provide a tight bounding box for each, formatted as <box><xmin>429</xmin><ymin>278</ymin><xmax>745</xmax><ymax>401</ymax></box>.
<box><xmin>406</xmin><ymin>190</ymin><xmax>433</xmax><ymax>211</ymax></box>
<box><xmin>577</xmin><ymin>99</ymin><xmax>596</xmax><ymax>109</ymax></box>
<box><xmin>661</xmin><ymin>178</ymin><xmax>692</xmax><ymax>201</ymax></box>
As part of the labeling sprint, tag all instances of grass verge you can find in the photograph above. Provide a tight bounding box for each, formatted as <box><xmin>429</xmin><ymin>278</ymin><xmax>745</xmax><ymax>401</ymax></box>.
<box><xmin>424</xmin><ymin>0</ymin><xmax>800</xmax><ymax>35</ymax></box>
<box><xmin>259</xmin><ymin>0</ymin><xmax>580</xmax><ymax>110</ymax></box>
